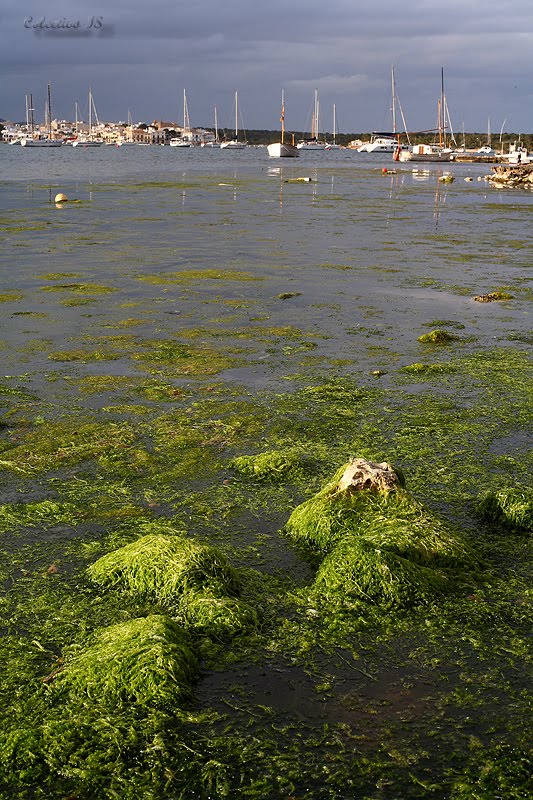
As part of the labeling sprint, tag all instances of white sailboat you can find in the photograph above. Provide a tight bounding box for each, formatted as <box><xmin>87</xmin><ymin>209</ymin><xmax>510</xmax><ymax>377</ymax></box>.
<box><xmin>170</xmin><ymin>89</ymin><xmax>193</xmax><ymax>146</ymax></box>
<box><xmin>20</xmin><ymin>84</ymin><xmax>62</xmax><ymax>147</ymax></box>
<box><xmin>220</xmin><ymin>91</ymin><xmax>246</xmax><ymax>149</ymax></box>
<box><xmin>267</xmin><ymin>90</ymin><xmax>299</xmax><ymax>158</ymax></box>
<box><xmin>72</xmin><ymin>88</ymin><xmax>103</xmax><ymax>146</ymax></box>
<box><xmin>297</xmin><ymin>88</ymin><xmax>327</xmax><ymax>150</ymax></box>
<box><xmin>325</xmin><ymin>104</ymin><xmax>341</xmax><ymax>150</ymax></box>
<box><xmin>397</xmin><ymin>69</ymin><xmax>454</xmax><ymax>162</ymax></box>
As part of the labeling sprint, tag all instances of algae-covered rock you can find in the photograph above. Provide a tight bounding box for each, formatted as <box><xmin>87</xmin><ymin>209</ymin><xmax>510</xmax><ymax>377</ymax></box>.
<box><xmin>473</xmin><ymin>291</ymin><xmax>513</xmax><ymax>303</ymax></box>
<box><xmin>418</xmin><ymin>329</ymin><xmax>456</xmax><ymax>344</ymax></box>
<box><xmin>87</xmin><ymin>534</ymin><xmax>241</xmax><ymax>604</ymax></box>
<box><xmin>284</xmin><ymin>459</ymin><xmax>405</xmax><ymax>553</ymax></box>
<box><xmin>475</xmin><ymin>488</ymin><xmax>533</xmax><ymax>532</ymax></box>
<box><xmin>180</xmin><ymin>591</ymin><xmax>258</xmax><ymax>637</ymax></box>
<box><xmin>285</xmin><ymin>458</ymin><xmax>480</xmax><ymax>608</ymax></box>
<box><xmin>56</xmin><ymin>615</ymin><xmax>198</xmax><ymax>708</ymax></box>
<box><xmin>314</xmin><ymin>538</ymin><xmax>449</xmax><ymax>608</ymax></box>
<box><xmin>230</xmin><ymin>448</ymin><xmax>312</xmax><ymax>483</ymax></box>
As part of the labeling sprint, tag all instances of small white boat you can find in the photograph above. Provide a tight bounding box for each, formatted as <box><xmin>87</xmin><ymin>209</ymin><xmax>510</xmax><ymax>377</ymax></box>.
<box><xmin>397</xmin><ymin>143</ymin><xmax>453</xmax><ymax>162</ymax></box>
<box><xmin>169</xmin><ymin>139</ymin><xmax>192</xmax><ymax>147</ymax></box>
<box><xmin>21</xmin><ymin>138</ymin><xmax>61</xmax><ymax>147</ymax></box>
<box><xmin>267</xmin><ymin>91</ymin><xmax>299</xmax><ymax>159</ymax></box>
<box><xmin>358</xmin><ymin>134</ymin><xmax>397</xmax><ymax>153</ymax></box>
<box><xmin>72</xmin><ymin>139</ymin><xmax>103</xmax><ymax>147</ymax></box>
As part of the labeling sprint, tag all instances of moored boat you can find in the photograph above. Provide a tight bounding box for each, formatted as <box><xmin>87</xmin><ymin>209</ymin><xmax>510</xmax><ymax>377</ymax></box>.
<box><xmin>267</xmin><ymin>91</ymin><xmax>299</xmax><ymax>159</ymax></box>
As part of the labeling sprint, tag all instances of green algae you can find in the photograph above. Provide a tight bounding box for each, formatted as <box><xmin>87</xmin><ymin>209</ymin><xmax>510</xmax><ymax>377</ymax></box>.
<box><xmin>136</xmin><ymin>269</ymin><xmax>261</xmax><ymax>285</ymax></box>
<box><xmin>418</xmin><ymin>329</ymin><xmax>457</xmax><ymax>344</ymax></box>
<box><xmin>0</xmin><ymin>293</ymin><xmax>23</xmax><ymax>303</ymax></box>
<box><xmin>40</xmin><ymin>283</ymin><xmax>116</xmax><ymax>295</ymax></box>
<box><xmin>88</xmin><ymin>534</ymin><xmax>241</xmax><ymax>604</ymax></box>
<box><xmin>475</xmin><ymin>487</ymin><xmax>533</xmax><ymax>531</ymax></box>
<box><xmin>56</xmin><ymin>615</ymin><xmax>198</xmax><ymax>708</ymax></box>
<box><xmin>230</xmin><ymin>449</ymin><xmax>314</xmax><ymax>483</ymax></box>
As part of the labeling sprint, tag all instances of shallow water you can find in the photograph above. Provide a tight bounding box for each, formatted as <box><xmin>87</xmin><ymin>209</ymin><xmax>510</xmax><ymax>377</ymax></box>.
<box><xmin>1</xmin><ymin>145</ymin><xmax>531</xmax><ymax>399</ymax></box>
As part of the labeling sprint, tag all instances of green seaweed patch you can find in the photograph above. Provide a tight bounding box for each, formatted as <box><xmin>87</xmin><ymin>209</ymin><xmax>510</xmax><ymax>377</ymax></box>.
<box><xmin>41</xmin><ymin>283</ymin><xmax>116</xmax><ymax>295</ymax></box>
<box><xmin>0</xmin><ymin>293</ymin><xmax>24</xmax><ymax>303</ymax></box>
<box><xmin>55</xmin><ymin>615</ymin><xmax>198</xmax><ymax>708</ymax></box>
<box><xmin>87</xmin><ymin>534</ymin><xmax>241</xmax><ymax>605</ymax></box>
<box><xmin>179</xmin><ymin>590</ymin><xmax>258</xmax><ymax>638</ymax></box>
<box><xmin>0</xmin><ymin>418</ymin><xmax>138</xmax><ymax>475</ymax></box>
<box><xmin>48</xmin><ymin>349</ymin><xmax>121</xmax><ymax>362</ymax></box>
<box><xmin>276</xmin><ymin>292</ymin><xmax>302</xmax><ymax>300</ymax></box>
<box><xmin>451</xmin><ymin>741</ymin><xmax>532</xmax><ymax>800</ymax></box>
<box><xmin>475</xmin><ymin>487</ymin><xmax>533</xmax><ymax>532</ymax></box>
<box><xmin>418</xmin><ymin>329</ymin><xmax>458</xmax><ymax>344</ymax></box>
<box><xmin>74</xmin><ymin>375</ymin><xmax>140</xmax><ymax>395</ymax></box>
<box><xmin>134</xmin><ymin>339</ymin><xmax>237</xmax><ymax>376</ymax></box>
<box><xmin>422</xmin><ymin>320</ymin><xmax>466</xmax><ymax>329</ymax></box>
<box><xmin>0</xmin><ymin>500</ymin><xmax>81</xmax><ymax>533</ymax></box>
<box><xmin>40</xmin><ymin>273</ymin><xmax>81</xmax><ymax>280</ymax></box>
<box><xmin>401</xmin><ymin>362</ymin><xmax>457</xmax><ymax>375</ymax></box>
<box><xmin>230</xmin><ymin>448</ymin><xmax>314</xmax><ymax>483</ymax></box>
<box><xmin>136</xmin><ymin>269</ymin><xmax>261</xmax><ymax>285</ymax></box>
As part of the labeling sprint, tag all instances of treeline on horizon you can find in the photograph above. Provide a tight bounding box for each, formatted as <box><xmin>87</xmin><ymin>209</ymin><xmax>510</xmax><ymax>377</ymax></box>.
<box><xmin>240</xmin><ymin>129</ymin><xmax>533</xmax><ymax>149</ymax></box>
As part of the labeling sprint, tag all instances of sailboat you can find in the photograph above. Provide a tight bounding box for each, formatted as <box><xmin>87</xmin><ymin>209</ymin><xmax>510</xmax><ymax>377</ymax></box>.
<box><xmin>297</xmin><ymin>88</ymin><xmax>327</xmax><ymax>150</ymax></box>
<box><xmin>72</xmin><ymin>89</ymin><xmax>103</xmax><ymax>146</ymax></box>
<box><xmin>220</xmin><ymin>91</ymin><xmax>246</xmax><ymax>149</ymax></box>
<box><xmin>267</xmin><ymin>91</ymin><xmax>299</xmax><ymax>158</ymax></box>
<box><xmin>201</xmin><ymin>107</ymin><xmax>222</xmax><ymax>147</ymax></box>
<box><xmin>397</xmin><ymin>69</ymin><xmax>454</xmax><ymax>162</ymax></box>
<box><xmin>170</xmin><ymin>89</ymin><xmax>193</xmax><ymax>146</ymax></box>
<box><xmin>325</xmin><ymin>104</ymin><xmax>341</xmax><ymax>150</ymax></box>
<box><xmin>358</xmin><ymin>69</ymin><xmax>401</xmax><ymax>153</ymax></box>
<box><xmin>20</xmin><ymin>84</ymin><xmax>62</xmax><ymax>147</ymax></box>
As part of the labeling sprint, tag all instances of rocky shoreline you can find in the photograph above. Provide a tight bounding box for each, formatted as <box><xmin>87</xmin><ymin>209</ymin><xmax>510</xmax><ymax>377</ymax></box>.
<box><xmin>487</xmin><ymin>162</ymin><xmax>533</xmax><ymax>188</ymax></box>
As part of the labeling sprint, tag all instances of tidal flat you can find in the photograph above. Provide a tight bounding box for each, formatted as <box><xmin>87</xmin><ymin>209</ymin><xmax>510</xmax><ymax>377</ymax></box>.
<box><xmin>0</xmin><ymin>147</ymin><xmax>531</xmax><ymax>799</ymax></box>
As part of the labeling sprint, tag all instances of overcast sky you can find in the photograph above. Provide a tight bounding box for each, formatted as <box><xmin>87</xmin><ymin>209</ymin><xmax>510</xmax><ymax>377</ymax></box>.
<box><xmin>2</xmin><ymin>1</ymin><xmax>532</xmax><ymax>135</ymax></box>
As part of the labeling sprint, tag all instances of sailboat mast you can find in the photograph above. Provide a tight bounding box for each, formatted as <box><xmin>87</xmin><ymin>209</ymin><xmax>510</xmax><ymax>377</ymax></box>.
<box><xmin>440</xmin><ymin>67</ymin><xmax>446</xmax><ymax>148</ymax></box>
<box><xmin>47</xmin><ymin>83</ymin><xmax>52</xmax><ymax>139</ymax></box>
<box><xmin>235</xmin><ymin>91</ymin><xmax>238</xmax><ymax>138</ymax></box>
<box><xmin>333</xmin><ymin>103</ymin><xmax>336</xmax><ymax>144</ymax></box>
<box><xmin>280</xmin><ymin>90</ymin><xmax>285</xmax><ymax>144</ymax></box>
<box><xmin>214</xmin><ymin>106</ymin><xmax>218</xmax><ymax>142</ymax></box>
<box><xmin>29</xmin><ymin>93</ymin><xmax>34</xmax><ymax>135</ymax></box>
<box><xmin>89</xmin><ymin>88</ymin><xmax>92</xmax><ymax>137</ymax></box>
<box><xmin>391</xmin><ymin>66</ymin><xmax>397</xmax><ymax>133</ymax></box>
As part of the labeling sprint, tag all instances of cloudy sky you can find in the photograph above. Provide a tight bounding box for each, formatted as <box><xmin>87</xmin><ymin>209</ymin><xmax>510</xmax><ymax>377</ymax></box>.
<box><xmin>2</xmin><ymin>1</ymin><xmax>532</xmax><ymax>135</ymax></box>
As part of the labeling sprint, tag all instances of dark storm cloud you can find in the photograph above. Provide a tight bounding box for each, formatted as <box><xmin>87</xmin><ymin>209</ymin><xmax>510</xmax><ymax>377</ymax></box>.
<box><xmin>2</xmin><ymin>1</ymin><xmax>533</xmax><ymax>132</ymax></box>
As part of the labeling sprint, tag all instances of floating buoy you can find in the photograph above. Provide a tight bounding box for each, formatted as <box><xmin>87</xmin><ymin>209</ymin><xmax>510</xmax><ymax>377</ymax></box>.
<box><xmin>464</xmin><ymin>177</ymin><xmax>473</xmax><ymax>182</ymax></box>
<box><xmin>54</xmin><ymin>193</ymin><xmax>68</xmax><ymax>202</ymax></box>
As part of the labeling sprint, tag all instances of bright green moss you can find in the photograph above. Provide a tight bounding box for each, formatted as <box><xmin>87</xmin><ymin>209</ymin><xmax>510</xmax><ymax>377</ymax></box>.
<box><xmin>475</xmin><ymin>487</ymin><xmax>533</xmax><ymax>531</ymax></box>
<box><xmin>230</xmin><ymin>449</ymin><xmax>313</xmax><ymax>483</ymax></box>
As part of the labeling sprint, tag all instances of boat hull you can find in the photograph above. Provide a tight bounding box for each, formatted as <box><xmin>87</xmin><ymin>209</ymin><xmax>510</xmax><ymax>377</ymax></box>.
<box><xmin>267</xmin><ymin>142</ymin><xmax>299</xmax><ymax>158</ymax></box>
<box><xmin>20</xmin><ymin>139</ymin><xmax>62</xmax><ymax>147</ymax></box>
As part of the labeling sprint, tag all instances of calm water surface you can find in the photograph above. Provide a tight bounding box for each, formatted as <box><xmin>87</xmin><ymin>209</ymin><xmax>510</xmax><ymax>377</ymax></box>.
<box><xmin>1</xmin><ymin>144</ymin><xmax>531</xmax><ymax>396</ymax></box>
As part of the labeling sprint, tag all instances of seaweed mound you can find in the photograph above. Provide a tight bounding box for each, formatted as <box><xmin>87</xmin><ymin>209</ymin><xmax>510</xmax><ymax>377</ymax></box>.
<box><xmin>87</xmin><ymin>534</ymin><xmax>241</xmax><ymax>603</ymax></box>
<box><xmin>418</xmin><ymin>329</ymin><xmax>456</xmax><ymax>344</ymax></box>
<box><xmin>285</xmin><ymin>458</ymin><xmax>479</xmax><ymax>608</ymax></box>
<box><xmin>230</xmin><ymin>448</ymin><xmax>311</xmax><ymax>483</ymax></box>
<box><xmin>475</xmin><ymin>487</ymin><xmax>533</xmax><ymax>532</ymax></box>
<box><xmin>56</xmin><ymin>615</ymin><xmax>198</xmax><ymax>708</ymax></box>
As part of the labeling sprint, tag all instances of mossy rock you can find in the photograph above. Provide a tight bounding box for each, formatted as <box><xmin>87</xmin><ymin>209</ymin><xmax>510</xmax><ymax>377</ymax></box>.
<box><xmin>284</xmin><ymin>461</ymin><xmax>406</xmax><ymax>554</ymax></box>
<box><xmin>230</xmin><ymin>448</ymin><xmax>313</xmax><ymax>483</ymax></box>
<box><xmin>179</xmin><ymin>591</ymin><xmax>258</xmax><ymax>637</ymax></box>
<box><xmin>475</xmin><ymin>487</ymin><xmax>533</xmax><ymax>532</ymax></box>
<box><xmin>56</xmin><ymin>615</ymin><xmax>198</xmax><ymax>708</ymax></box>
<box><xmin>418</xmin><ymin>329</ymin><xmax>456</xmax><ymax>344</ymax></box>
<box><xmin>314</xmin><ymin>538</ymin><xmax>449</xmax><ymax>608</ymax></box>
<box><xmin>285</xmin><ymin>459</ymin><xmax>480</xmax><ymax>608</ymax></box>
<box><xmin>87</xmin><ymin>534</ymin><xmax>241</xmax><ymax>604</ymax></box>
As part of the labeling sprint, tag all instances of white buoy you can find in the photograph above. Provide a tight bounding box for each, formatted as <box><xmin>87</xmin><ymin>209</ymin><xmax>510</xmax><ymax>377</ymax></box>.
<box><xmin>54</xmin><ymin>193</ymin><xmax>68</xmax><ymax>202</ymax></box>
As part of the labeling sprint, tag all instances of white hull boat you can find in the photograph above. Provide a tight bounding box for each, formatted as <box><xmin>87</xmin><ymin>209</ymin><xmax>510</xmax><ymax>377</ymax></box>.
<box><xmin>267</xmin><ymin>142</ymin><xmax>299</xmax><ymax>158</ymax></box>
<box><xmin>21</xmin><ymin>138</ymin><xmax>61</xmax><ymax>147</ymax></box>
